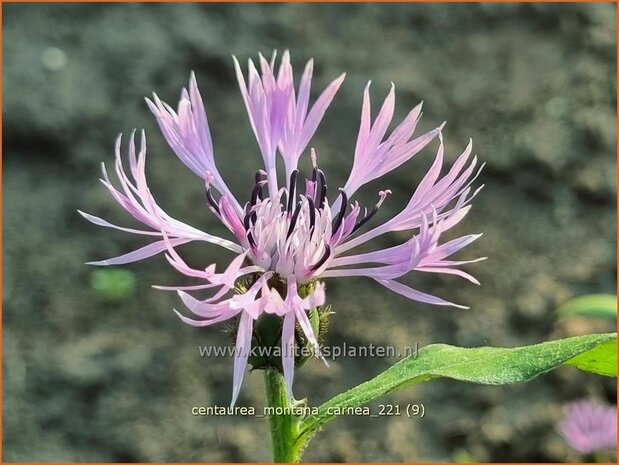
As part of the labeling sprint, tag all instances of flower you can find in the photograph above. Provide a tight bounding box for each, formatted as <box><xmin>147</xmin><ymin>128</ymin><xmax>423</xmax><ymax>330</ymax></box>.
<box><xmin>82</xmin><ymin>51</ymin><xmax>483</xmax><ymax>405</ymax></box>
<box><xmin>560</xmin><ymin>400</ymin><xmax>617</xmax><ymax>454</ymax></box>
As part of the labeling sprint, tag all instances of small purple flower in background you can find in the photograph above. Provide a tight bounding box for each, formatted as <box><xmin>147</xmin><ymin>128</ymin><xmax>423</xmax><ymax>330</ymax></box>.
<box><xmin>81</xmin><ymin>51</ymin><xmax>484</xmax><ymax>405</ymax></box>
<box><xmin>561</xmin><ymin>400</ymin><xmax>617</xmax><ymax>454</ymax></box>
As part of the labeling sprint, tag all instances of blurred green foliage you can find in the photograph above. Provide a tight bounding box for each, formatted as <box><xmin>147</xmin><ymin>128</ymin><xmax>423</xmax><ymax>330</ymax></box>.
<box><xmin>90</xmin><ymin>269</ymin><xmax>136</xmax><ymax>300</ymax></box>
<box><xmin>453</xmin><ymin>449</ymin><xmax>477</xmax><ymax>463</ymax></box>
<box><xmin>557</xmin><ymin>294</ymin><xmax>617</xmax><ymax>321</ymax></box>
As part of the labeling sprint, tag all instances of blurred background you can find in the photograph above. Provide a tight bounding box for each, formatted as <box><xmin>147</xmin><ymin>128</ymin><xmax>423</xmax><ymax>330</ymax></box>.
<box><xmin>3</xmin><ymin>3</ymin><xmax>617</xmax><ymax>462</ymax></box>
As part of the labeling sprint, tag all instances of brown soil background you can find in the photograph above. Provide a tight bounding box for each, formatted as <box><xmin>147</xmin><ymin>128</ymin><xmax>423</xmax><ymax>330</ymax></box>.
<box><xmin>3</xmin><ymin>3</ymin><xmax>617</xmax><ymax>462</ymax></box>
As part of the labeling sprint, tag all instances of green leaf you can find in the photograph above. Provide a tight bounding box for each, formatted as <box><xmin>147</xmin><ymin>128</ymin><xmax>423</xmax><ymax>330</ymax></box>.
<box><xmin>557</xmin><ymin>294</ymin><xmax>617</xmax><ymax>320</ymax></box>
<box><xmin>565</xmin><ymin>338</ymin><xmax>616</xmax><ymax>376</ymax></box>
<box><xmin>297</xmin><ymin>333</ymin><xmax>616</xmax><ymax>445</ymax></box>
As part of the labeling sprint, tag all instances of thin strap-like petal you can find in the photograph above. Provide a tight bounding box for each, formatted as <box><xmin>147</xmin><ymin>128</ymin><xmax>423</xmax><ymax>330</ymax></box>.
<box><xmin>86</xmin><ymin>238</ymin><xmax>191</xmax><ymax>266</ymax></box>
<box><xmin>78</xmin><ymin>210</ymin><xmax>161</xmax><ymax>236</ymax></box>
<box><xmin>231</xmin><ymin>312</ymin><xmax>254</xmax><ymax>407</ymax></box>
<box><xmin>375</xmin><ymin>279</ymin><xmax>468</xmax><ymax>309</ymax></box>
<box><xmin>340</xmin><ymin>83</ymin><xmax>438</xmax><ymax>199</ymax></box>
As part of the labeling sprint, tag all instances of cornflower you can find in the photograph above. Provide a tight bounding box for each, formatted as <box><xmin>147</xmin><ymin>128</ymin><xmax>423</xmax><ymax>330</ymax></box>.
<box><xmin>81</xmin><ymin>51</ymin><xmax>483</xmax><ymax>405</ymax></box>
<box><xmin>561</xmin><ymin>400</ymin><xmax>617</xmax><ymax>454</ymax></box>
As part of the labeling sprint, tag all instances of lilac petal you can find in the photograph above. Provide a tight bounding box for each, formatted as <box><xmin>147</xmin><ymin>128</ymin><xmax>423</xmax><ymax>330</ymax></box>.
<box><xmin>320</xmin><ymin>262</ymin><xmax>411</xmax><ymax>280</ymax></box>
<box><xmin>234</xmin><ymin>55</ymin><xmax>280</xmax><ymax>197</ymax></box>
<box><xmin>354</xmin><ymin>82</ymin><xmax>373</xmax><ymax>157</ymax></box>
<box><xmin>278</xmin><ymin>64</ymin><xmax>344</xmax><ymax>177</ymax></box>
<box><xmin>322</xmin><ymin>231</ymin><xmax>423</xmax><ymax>279</ymax></box>
<box><xmin>147</xmin><ymin>75</ymin><xmax>242</xmax><ymax>213</ymax></box>
<box><xmin>78</xmin><ymin>210</ymin><xmax>160</xmax><ymax>236</ymax></box>
<box><xmin>180</xmin><ymin>293</ymin><xmax>236</xmax><ymax>318</ymax></box>
<box><xmin>430</xmin><ymin>257</ymin><xmax>487</xmax><ymax>267</ymax></box>
<box><xmin>276</xmin><ymin>50</ymin><xmax>293</xmax><ymax>90</ymax></box>
<box><xmin>219</xmin><ymin>195</ymin><xmax>247</xmax><ymax>243</ymax></box>
<box><xmin>196</xmin><ymin>286</ymin><xmax>234</xmax><ymax>305</ymax></box>
<box><xmin>237</xmin><ymin>51</ymin><xmax>345</xmax><ymax>191</ymax></box>
<box><xmin>152</xmin><ymin>283</ymin><xmax>217</xmax><ymax>292</ymax></box>
<box><xmin>233</xmin><ymin>274</ymin><xmax>275</xmax><ymax>320</ymax></box>
<box><xmin>213</xmin><ymin>251</ymin><xmax>250</xmax><ymax>288</ymax></box>
<box><xmin>259</xmin><ymin>52</ymin><xmax>277</xmax><ymax>92</ymax></box>
<box><xmin>173</xmin><ymin>306</ymin><xmax>240</xmax><ymax>327</ymax></box>
<box><xmin>336</xmin><ymin>139</ymin><xmax>478</xmax><ymax>255</ymax></box>
<box><xmin>432</xmin><ymin>139</ymin><xmax>474</xmax><ymax>193</ymax></box>
<box><xmin>86</xmin><ymin>238</ymin><xmax>191</xmax><ymax>266</ymax></box>
<box><xmin>159</xmin><ymin>226</ymin><xmax>252</xmax><ymax>286</ymax></box>
<box><xmin>409</xmin><ymin>131</ymin><xmax>445</xmax><ymax>205</ymax></box>
<box><xmin>297</xmin><ymin>72</ymin><xmax>346</xmax><ymax>154</ymax></box>
<box><xmin>231</xmin><ymin>311</ymin><xmax>253</xmax><ymax>407</ymax></box>
<box><xmin>88</xmin><ymin>132</ymin><xmax>242</xmax><ymax>267</ymax></box>
<box><xmin>380</xmin><ymin>127</ymin><xmax>439</xmax><ymax>175</ymax></box>
<box><xmin>375</xmin><ymin>278</ymin><xmax>468</xmax><ymax>309</ymax></box>
<box><xmin>305</xmin><ymin>179</ymin><xmax>317</xmax><ymax>200</ymax></box>
<box><xmin>177</xmin><ymin>289</ymin><xmax>235</xmax><ymax>316</ymax></box>
<box><xmin>264</xmin><ymin>288</ymin><xmax>289</xmax><ymax>316</ymax></box>
<box><xmin>296</xmin><ymin>59</ymin><xmax>314</xmax><ymax>124</ymax></box>
<box><xmin>188</xmin><ymin>71</ymin><xmax>215</xmax><ymax>159</ymax></box>
<box><xmin>233</xmin><ymin>56</ymin><xmax>255</xmax><ymax>132</ymax></box>
<box><xmin>341</xmin><ymin>83</ymin><xmax>439</xmax><ymax>199</ymax></box>
<box><xmin>302</xmin><ymin>281</ymin><xmax>326</xmax><ymax>309</ymax></box>
<box><xmin>328</xmin><ymin>207</ymin><xmax>480</xmax><ymax>287</ymax></box>
<box><xmin>159</xmin><ymin>229</ymin><xmax>214</xmax><ymax>279</ymax></box>
<box><xmin>427</xmin><ymin>233</ymin><xmax>482</xmax><ymax>261</ymax></box>
<box><xmin>293</xmin><ymin>305</ymin><xmax>320</xmax><ymax>352</ymax></box>
<box><xmin>330</xmin><ymin>238</ymin><xmax>415</xmax><ymax>267</ymax></box>
<box><xmin>386</xmin><ymin>102</ymin><xmax>422</xmax><ymax>147</ymax></box>
<box><xmin>164</xmin><ymin>252</ymin><xmax>211</xmax><ymax>280</ymax></box>
<box><xmin>145</xmin><ymin>98</ymin><xmax>205</xmax><ymax>178</ymax></box>
<box><xmin>127</xmin><ymin>128</ymin><xmax>142</xmax><ymax>174</ymax></box>
<box><xmin>242</xmin><ymin>294</ymin><xmax>267</xmax><ymax>320</ymax></box>
<box><xmin>364</xmin><ymin>83</ymin><xmax>395</xmax><ymax>152</ymax></box>
<box><xmin>435</xmin><ymin>205</ymin><xmax>472</xmax><ymax>232</ymax></box>
<box><xmin>177</xmin><ymin>290</ymin><xmax>202</xmax><ymax>312</ymax></box>
<box><xmin>414</xmin><ymin>267</ymin><xmax>481</xmax><ymax>285</ymax></box>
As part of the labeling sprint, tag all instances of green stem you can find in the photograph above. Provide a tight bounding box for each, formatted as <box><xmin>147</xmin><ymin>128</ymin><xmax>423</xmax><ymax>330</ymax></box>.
<box><xmin>263</xmin><ymin>369</ymin><xmax>304</xmax><ymax>462</ymax></box>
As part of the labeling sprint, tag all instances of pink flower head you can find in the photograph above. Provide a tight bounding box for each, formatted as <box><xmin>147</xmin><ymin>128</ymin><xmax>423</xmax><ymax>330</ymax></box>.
<box><xmin>82</xmin><ymin>51</ymin><xmax>484</xmax><ymax>406</ymax></box>
<box><xmin>561</xmin><ymin>400</ymin><xmax>617</xmax><ymax>454</ymax></box>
